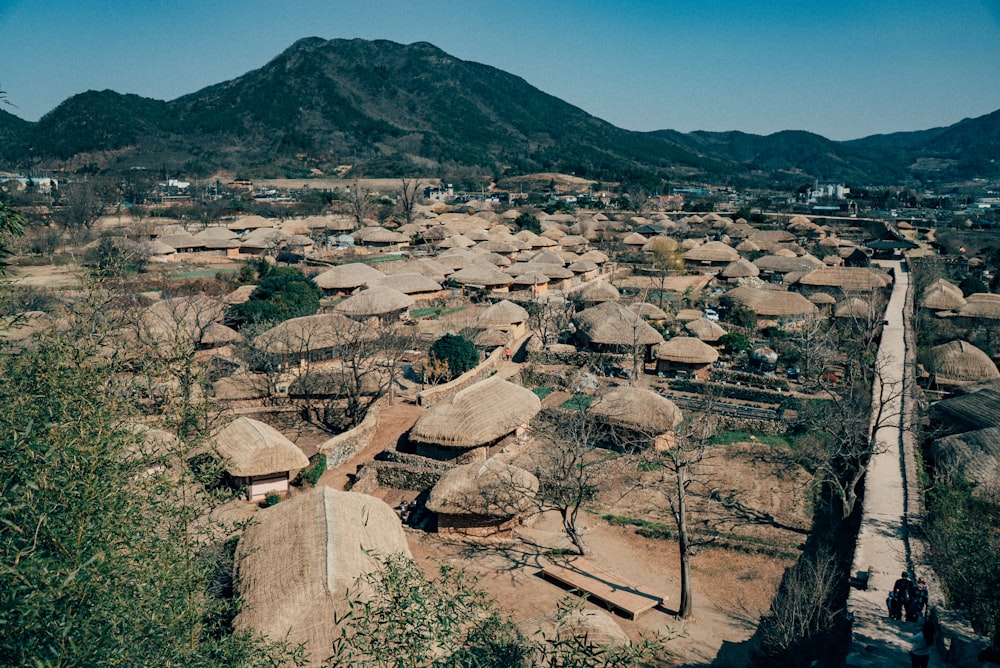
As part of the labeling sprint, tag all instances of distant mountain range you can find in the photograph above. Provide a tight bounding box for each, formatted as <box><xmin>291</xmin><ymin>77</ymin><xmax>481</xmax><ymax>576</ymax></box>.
<box><xmin>2</xmin><ymin>37</ymin><xmax>998</xmax><ymax>187</ymax></box>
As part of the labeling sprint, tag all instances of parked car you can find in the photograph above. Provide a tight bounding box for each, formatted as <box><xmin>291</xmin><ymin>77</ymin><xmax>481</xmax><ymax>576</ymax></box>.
<box><xmin>703</xmin><ymin>309</ymin><xmax>720</xmax><ymax>322</ymax></box>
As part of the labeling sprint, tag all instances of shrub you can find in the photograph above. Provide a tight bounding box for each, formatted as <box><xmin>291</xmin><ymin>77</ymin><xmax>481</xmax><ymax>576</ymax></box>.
<box><xmin>298</xmin><ymin>453</ymin><xmax>327</xmax><ymax>486</ymax></box>
<box><xmin>428</xmin><ymin>333</ymin><xmax>478</xmax><ymax>379</ymax></box>
<box><xmin>263</xmin><ymin>492</ymin><xmax>281</xmax><ymax>507</ymax></box>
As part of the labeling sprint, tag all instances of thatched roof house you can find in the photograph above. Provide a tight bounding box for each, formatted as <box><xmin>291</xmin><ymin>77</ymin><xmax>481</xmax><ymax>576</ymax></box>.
<box><xmin>447</xmin><ymin>262</ymin><xmax>513</xmax><ymax>291</ymax></box>
<box><xmin>139</xmin><ymin>295</ymin><xmax>226</xmax><ymax>345</ymax></box>
<box><xmin>233</xmin><ymin>487</ymin><xmax>410</xmax><ymax>662</ymax></box>
<box><xmin>721</xmin><ymin>258</ymin><xmax>760</xmax><ymax>280</ymax></box>
<box><xmin>957</xmin><ymin>293</ymin><xmax>1000</xmax><ymax>320</ymax></box>
<box><xmin>333</xmin><ymin>286</ymin><xmax>415</xmax><ymax>319</ymax></box>
<box><xmin>685</xmin><ymin>317</ymin><xmax>727</xmax><ymax>343</ymax></box>
<box><xmin>210</xmin><ymin>417</ymin><xmax>309</xmax><ymax>500</ymax></box>
<box><xmin>628</xmin><ymin>302</ymin><xmax>672</xmax><ymax>322</ymax></box>
<box><xmin>654</xmin><ymin>336</ymin><xmax>718</xmax><ymax>379</ymax></box>
<box><xmin>796</xmin><ymin>266</ymin><xmax>892</xmax><ymax>294</ymax></box>
<box><xmin>574</xmin><ymin>279</ymin><xmax>620</xmax><ymax>304</ymax></box>
<box><xmin>313</xmin><ymin>263</ymin><xmax>386</xmax><ymax>295</ymax></box>
<box><xmin>681</xmin><ymin>241</ymin><xmax>740</xmax><ymax>266</ymax></box>
<box><xmin>409</xmin><ymin>375</ymin><xmax>541</xmax><ymax>459</ymax></box>
<box><xmin>254</xmin><ymin>312</ymin><xmax>371</xmax><ymax>364</ymax></box>
<box><xmin>925</xmin><ymin>340</ymin><xmax>1000</xmax><ymax>388</ymax></box>
<box><xmin>573</xmin><ymin>301</ymin><xmax>664</xmax><ymax>352</ymax></box>
<box><xmin>920</xmin><ymin>280</ymin><xmax>966</xmax><ymax>311</ymax></box>
<box><xmin>426</xmin><ymin>458</ymin><xmax>539</xmax><ymax>537</ymax></box>
<box><xmin>724</xmin><ymin>286</ymin><xmax>818</xmax><ymax>325</ymax></box>
<box><xmin>476</xmin><ymin>300</ymin><xmax>529</xmax><ymax>339</ymax></box>
<box><xmin>589</xmin><ymin>387</ymin><xmax>683</xmax><ymax>451</ymax></box>
<box><xmin>375</xmin><ymin>272</ymin><xmax>444</xmax><ymax>299</ymax></box>
<box><xmin>929</xmin><ymin>427</ymin><xmax>1000</xmax><ymax>494</ymax></box>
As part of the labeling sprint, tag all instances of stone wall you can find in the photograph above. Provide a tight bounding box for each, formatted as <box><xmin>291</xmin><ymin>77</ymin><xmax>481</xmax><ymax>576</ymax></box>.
<box><xmin>317</xmin><ymin>403</ymin><xmax>380</xmax><ymax>469</ymax></box>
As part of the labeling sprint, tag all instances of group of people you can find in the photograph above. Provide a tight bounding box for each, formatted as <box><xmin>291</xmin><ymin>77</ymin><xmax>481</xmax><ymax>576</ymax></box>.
<box><xmin>887</xmin><ymin>571</ymin><xmax>929</xmax><ymax>623</ymax></box>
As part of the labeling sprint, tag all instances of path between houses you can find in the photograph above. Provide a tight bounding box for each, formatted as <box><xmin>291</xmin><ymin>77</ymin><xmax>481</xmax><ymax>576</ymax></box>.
<box><xmin>319</xmin><ymin>400</ymin><xmax>425</xmax><ymax>491</ymax></box>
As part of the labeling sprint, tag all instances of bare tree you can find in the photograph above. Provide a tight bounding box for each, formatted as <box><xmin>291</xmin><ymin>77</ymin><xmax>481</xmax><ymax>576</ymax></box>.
<box><xmin>396</xmin><ymin>178</ymin><xmax>424</xmax><ymax>227</ymax></box>
<box><xmin>53</xmin><ymin>178</ymin><xmax>117</xmax><ymax>240</ymax></box>
<box><xmin>346</xmin><ymin>180</ymin><xmax>373</xmax><ymax>228</ymax></box>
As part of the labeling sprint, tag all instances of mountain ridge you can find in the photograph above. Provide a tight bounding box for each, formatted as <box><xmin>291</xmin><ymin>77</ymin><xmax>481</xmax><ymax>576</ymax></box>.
<box><xmin>2</xmin><ymin>37</ymin><xmax>998</xmax><ymax>186</ymax></box>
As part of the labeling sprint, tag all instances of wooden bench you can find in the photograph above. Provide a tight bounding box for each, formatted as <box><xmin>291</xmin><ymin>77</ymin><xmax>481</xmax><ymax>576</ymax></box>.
<box><xmin>540</xmin><ymin>557</ymin><xmax>667</xmax><ymax>619</ymax></box>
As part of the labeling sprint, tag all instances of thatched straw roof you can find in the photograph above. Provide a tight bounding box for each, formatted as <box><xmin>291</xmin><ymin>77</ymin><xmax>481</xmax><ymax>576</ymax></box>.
<box><xmin>211</xmin><ymin>417</ymin><xmax>308</xmax><ymax>477</ymax></box>
<box><xmin>410</xmin><ymin>376</ymin><xmax>541</xmax><ymax>448</ymax></box>
<box><xmin>628</xmin><ymin>302</ymin><xmax>672</xmax><ymax>321</ymax></box>
<box><xmin>797</xmin><ymin>267</ymin><xmax>891</xmax><ymax>291</ymax></box>
<box><xmin>200</xmin><ymin>322</ymin><xmax>243</xmax><ymax>346</ymax></box>
<box><xmin>448</xmin><ymin>262</ymin><xmax>513</xmax><ymax>287</ymax></box>
<box><xmin>476</xmin><ymin>300</ymin><xmax>529</xmax><ymax>328</ymax></box>
<box><xmin>313</xmin><ymin>263</ymin><xmax>386</xmax><ymax>291</ymax></box>
<box><xmin>384</xmin><ymin>258</ymin><xmax>452</xmax><ymax>281</ymax></box>
<box><xmin>808</xmin><ymin>292</ymin><xmax>837</xmax><ymax>305</ymax></box>
<box><xmin>426</xmin><ymin>458</ymin><xmax>538</xmax><ymax>516</ymax></box>
<box><xmin>575</xmin><ymin>280</ymin><xmax>620</xmax><ymax>303</ymax></box>
<box><xmin>721</xmin><ymin>258</ymin><xmax>760</xmax><ymax>278</ymax></box>
<box><xmin>579</xmin><ymin>249</ymin><xmax>609</xmax><ymax>264</ymax></box>
<box><xmin>655</xmin><ymin>336</ymin><xmax>719</xmax><ymax>364</ymax></box>
<box><xmin>958</xmin><ymin>294</ymin><xmax>1000</xmax><ymax>320</ymax></box>
<box><xmin>525</xmin><ymin>608</ymin><xmax>629</xmax><ymax>651</ymax></box>
<box><xmin>140</xmin><ymin>295</ymin><xmax>226</xmax><ymax>343</ymax></box>
<box><xmin>930</xmin><ymin>427</ymin><xmax>1000</xmax><ymax>492</ymax></box>
<box><xmin>590</xmin><ymin>387</ymin><xmax>682</xmax><ymax>433</ymax></box>
<box><xmin>574</xmin><ymin>301</ymin><xmax>665</xmax><ymax>347</ymax></box>
<box><xmin>474</xmin><ymin>327</ymin><xmax>511</xmax><ymax>347</ymax></box>
<box><xmin>375</xmin><ymin>272</ymin><xmax>442</xmax><ymax>294</ymax></box>
<box><xmin>920</xmin><ymin>282</ymin><xmax>967</xmax><ymax>311</ymax></box>
<box><xmin>725</xmin><ymin>286</ymin><xmax>819</xmax><ymax>317</ymax></box>
<box><xmin>681</xmin><ymin>241</ymin><xmax>740</xmax><ymax>263</ymax></box>
<box><xmin>527</xmin><ymin>250</ymin><xmax>566</xmax><ymax>266</ymax></box>
<box><xmin>254</xmin><ymin>313</ymin><xmax>372</xmax><ymax>355</ymax></box>
<box><xmin>334</xmin><ymin>286</ymin><xmax>415</xmax><ymax>317</ymax></box>
<box><xmin>227</xmin><ymin>214</ymin><xmax>273</xmax><ymax>231</ymax></box>
<box><xmin>753</xmin><ymin>254</ymin><xmax>824</xmax><ymax>274</ymax></box>
<box><xmin>685</xmin><ymin>317</ymin><xmax>727</xmax><ymax>342</ymax></box>
<box><xmin>233</xmin><ymin>487</ymin><xmax>410</xmax><ymax>661</ymax></box>
<box><xmin>834</xmin><ymin>297</ymin><xmax>878</xmax><ymax>319</ymax></box>
<box><xmin>926</xmin><ymin>340</ymin><xmax>1000</xmax><ymax>383</ymax></box>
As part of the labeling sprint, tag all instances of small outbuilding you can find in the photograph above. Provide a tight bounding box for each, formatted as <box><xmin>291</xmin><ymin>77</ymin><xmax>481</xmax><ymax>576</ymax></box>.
<box><xmin>426</xmin><ymin>457</ymin><xmax>539</xmax><ymax>537</ymax></box>
<box><xmin>210</xmin><ymin>416</ymin><xmax>309</xmax><ymax>501</ymax></box>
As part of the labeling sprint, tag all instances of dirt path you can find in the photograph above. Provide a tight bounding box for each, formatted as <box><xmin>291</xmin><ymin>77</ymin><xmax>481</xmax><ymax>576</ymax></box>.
<box><xmin>318</xmin><ymin>400</ymin><xmax>424</xmax><ymax>491</ymax></box>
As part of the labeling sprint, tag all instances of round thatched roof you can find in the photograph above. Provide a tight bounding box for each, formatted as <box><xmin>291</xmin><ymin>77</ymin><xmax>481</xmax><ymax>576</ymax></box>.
<box><xmin>808</xmin><ymin>292</ymin><xmax>837</xmax><ymax>305</ymax></box>
<box><xmin>211</xmin><ymin>416</ymin><xmax>308</xmax><ymax>477</ymax></box>
<box><xmin>384</xmin><ymin>258</ymin><xmax>452</xmax><ymax>281</ymax></box>
<box><xmin>426</xmin><ymin>457</ymin><xmax>538</xmax><ymax>516</ymax></box>
<box><xmin>526</xmin><ymin>608</ymin><xmax>629</xmax><ymax>650</ymax></box>
<box><xmin>930</xmin><ymin>427</ymin><xmax>1000</xmax><ymax>492</ymax></box>
<box><xmin>233</xmin><ymin>487</ymin><xmax>410</xmax><ymax>660</ymax></box>
<box><xmin>448</xmin><ymin>262</ymin><xmax>513</xmax><ymax>287</ymax></box>
<box><xmin>926</xmin><ymin>340</ymin><xmax>1000</xmax><ymax>383</ymax></box>
<box><xmin>685</xmin><ymin>317</ymin><xmax>727</xmax><ymax>342</ymax></box>
<box><xmin>477</xmin><ymin>300</ymin><xmax>529</xmax><ymax>328</ymax></box>
<box><xmin>721</xmin><ymin>258</ymin><xmax>760</xmax><ymax>278</ymax></box>
<box><xmin>681</xmin><ymin>240</ymin><xmax>740</xmax><ymax>263</ymax></box>
<box><xmin>725</xmin><ymin>286</ymin><xmax>819</xmax><ymax>317</ymax></box>
<box><xmin>334</xmin><ymin>286</ymin><xmax>415</xmax><ymax>317</ymax></box>
<box><xmin>797</xmin><ymin>267</ymin><xmax>892</xmax><ymax>291</ymax></box>
<box><xmin>628</xmin><ymin>302</ymin><xmax>672</xmax><ymax>321</ymax></box>
<box><xmin>573</xmin><ymin>301</ymin><xmax>665</xmax><ymax>347</ymax></box>
<box><xmin>590</xmin><ymin>387</ymin><xmax>682</xmax><ymax>433</ymax></box>
<box><xmin>254</xmin><ymin>312</ymin><xmax>372</xmax><ymax>354</ymax></box>
<box><xmin>920</xmin><ymin>284</ymin><xmax>967</xmax><ymax>311</ymax></box>
<box><xmin>410</xmin><ymin>375</ymin><xmax>542</xmax><ymax>448</ymax></box>
<box><xmin>140</xmin><ymin>295</ymin><xmax>226</xmax><ymax>343</ymax></box>
<box><xmin>575</xmin><ymin>280</ymin><xmax>620</xmax><ymax>303</ymax></box>
<box><xmin>958</xmin><ymin>294</ymin><xmax>1000</xmax><ymax>320</ymax></box>
<box><xmin>833</xmin><ymin>297</ymin><xmax>876</xmax><ymax>319</ymax></box>
<box><xmin>313</xmin><ymin>263</ymin><xmax>386</xmax><ymax>291</ymax></box>
<box><xmin>579</xmin><ymin>249</ymin><xmax>609</xmax><ymax>264</ymax></box>
<box><xmin>655</xmin><ymin>336</ymin><xmax>719</xmax><ymax>364</ymax></box>
<box><xmin>753</xmin><ymin>254</ymin><xmax>824</xmax><ymax>274</ymax></box>
<box><xmin>375</xmin><ymin>272</ymin><xmax>442</xmax><ymax>294</ymax></box>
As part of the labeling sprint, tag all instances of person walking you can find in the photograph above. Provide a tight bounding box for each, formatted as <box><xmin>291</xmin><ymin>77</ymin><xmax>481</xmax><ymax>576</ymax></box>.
<box><xmin>909</xmin><ymin>619</ymin><xmax>935</xmax><ymax>668</ymax></box>
<box><xmin>906</xmin><ymin>577</ymin><xmax>929</xmax><ymax>622</ymax></box>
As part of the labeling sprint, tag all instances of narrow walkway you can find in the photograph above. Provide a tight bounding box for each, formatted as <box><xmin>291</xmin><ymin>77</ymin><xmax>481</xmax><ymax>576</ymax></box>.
<box><xmin>846</xmin><ymin>261</ymin><xmax>942</xmax><ymax>665</ymax></box>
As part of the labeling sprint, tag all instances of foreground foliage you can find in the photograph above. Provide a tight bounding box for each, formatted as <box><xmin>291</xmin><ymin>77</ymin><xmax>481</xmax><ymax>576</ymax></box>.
<box><xmin>0</xmin><ymin>314</ymin><xmax>302</xmax><ymax>666</ymax></box>
<box><xmin>330</xmin><ymin>553</ymin><xmax>668</xmax><ymax>667</ymax></box>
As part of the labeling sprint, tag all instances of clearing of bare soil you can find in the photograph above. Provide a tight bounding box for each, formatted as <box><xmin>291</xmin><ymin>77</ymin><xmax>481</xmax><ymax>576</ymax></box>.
<box><xmin>406</xmin><ymin>509</ymin><xmax>791</xmax><ymax>667</ymax></box>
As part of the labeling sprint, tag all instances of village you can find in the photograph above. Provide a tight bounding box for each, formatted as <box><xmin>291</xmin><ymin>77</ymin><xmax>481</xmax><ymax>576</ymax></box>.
<box><xmin>4</xmin><ymin>176</ymin><xmax>1000</xmax><ymax>667</ymax></box>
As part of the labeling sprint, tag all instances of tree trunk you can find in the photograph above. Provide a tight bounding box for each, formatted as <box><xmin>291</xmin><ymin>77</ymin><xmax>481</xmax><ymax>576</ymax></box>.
<box><xmin>562</xmin><ymin>507</ymin><xmax>586</xmax><ymax>555</ymax></box>
<box><xmin>676</xmin><ymin>465</ymin><xmax>693</xmax><ymax>619</ymax></box>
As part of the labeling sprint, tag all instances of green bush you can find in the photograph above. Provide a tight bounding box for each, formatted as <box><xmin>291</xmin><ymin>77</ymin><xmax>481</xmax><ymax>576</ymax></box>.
<box><xmin>429</xmin><ymin>333</ymin><xmax>478</xmax><ymax>379</ymax></box>
<box><xmin>263</xmin><ymin>492</ymin><xmax>282</xmax><ymax>507</ymax></box>
<box><xmin>298</xmin><ymin>453</ymin><xmax>327</xmax><ymax>486</ymax></box>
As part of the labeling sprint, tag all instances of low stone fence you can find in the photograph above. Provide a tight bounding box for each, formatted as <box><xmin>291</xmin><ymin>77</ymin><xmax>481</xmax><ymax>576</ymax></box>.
<box><xmin>317</xmin><ymin>403</ymin><xmax>380</xmax><ymax>469</ymax></box>
<box><xmin>352</xmin><ymin>459</ymin><xmax>446</xmax><ymax>494</ymax></box>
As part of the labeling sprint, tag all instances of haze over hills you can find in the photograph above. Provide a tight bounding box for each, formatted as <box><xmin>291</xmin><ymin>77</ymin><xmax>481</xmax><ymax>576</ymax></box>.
<box><xmin>2</xmin><ymin>37</ymin><xmax>998</xmax><ymax>187</ymax></box>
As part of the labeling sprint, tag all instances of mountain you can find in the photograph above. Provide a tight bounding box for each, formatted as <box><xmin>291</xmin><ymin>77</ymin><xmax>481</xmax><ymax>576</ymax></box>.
<box><xmin>3</xmin><ymin>37</ymin><xmax>999</xmax><ymax>186</ymax></box>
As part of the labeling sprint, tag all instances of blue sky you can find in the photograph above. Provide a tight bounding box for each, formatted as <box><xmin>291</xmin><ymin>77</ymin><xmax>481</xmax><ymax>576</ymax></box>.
<box><xmin>1</xmin><ymin>0</ymin><xmax>999</xmax><ymax>141</ymax></box>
